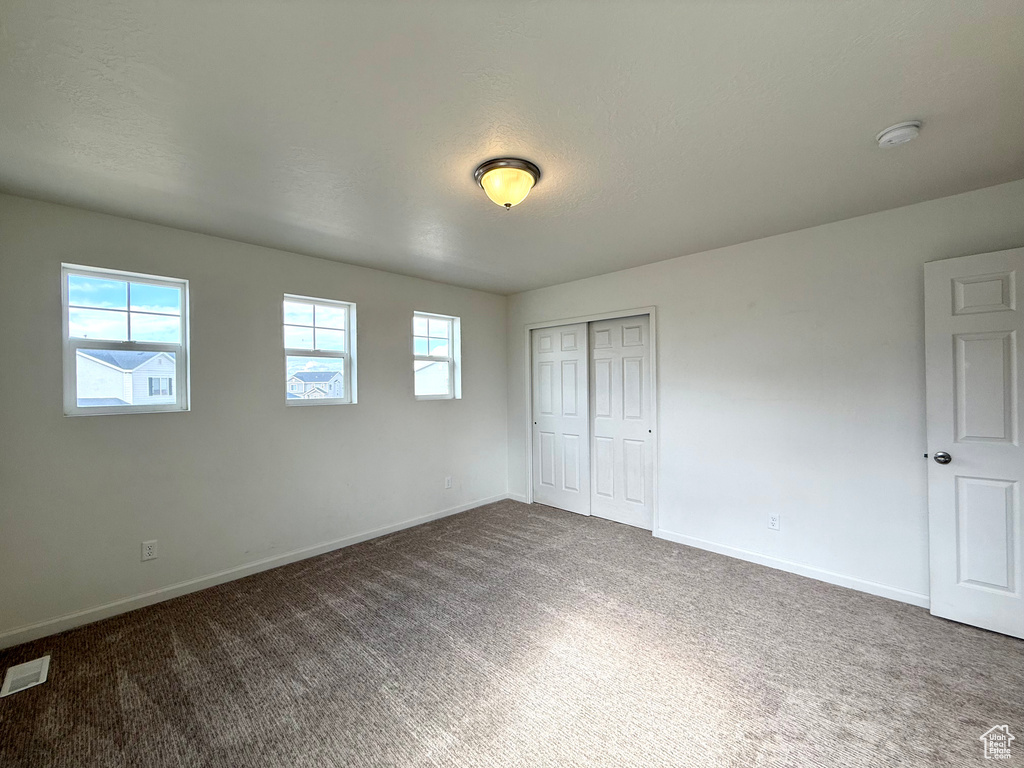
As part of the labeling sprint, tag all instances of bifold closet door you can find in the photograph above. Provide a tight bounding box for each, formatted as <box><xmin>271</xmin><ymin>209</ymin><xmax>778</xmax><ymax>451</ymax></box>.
<box><xmin>590</xmin><ymin>316</ymin><xmax>654</xmax><ymax>530</ymax></box>
<box><xmin>532</xmin><ymin>324</ymin><xmax>590</xmax><ymax>515</ymax></box>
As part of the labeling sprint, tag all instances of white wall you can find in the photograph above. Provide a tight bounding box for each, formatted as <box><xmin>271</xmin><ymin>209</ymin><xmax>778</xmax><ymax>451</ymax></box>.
<box><xmin>507</xmin><ymin>179</ymin><xmax>1024</xmax><ymax>604</ymax></box>
<box><xmin>4</xmin><ymin>179</ymin><xmax>1024</xmax><ymax>647</ymax></box>
<box><xmin>0</xmin><ymin>194</ymin><xmax>508</xmax><ymax>645</ymax></box>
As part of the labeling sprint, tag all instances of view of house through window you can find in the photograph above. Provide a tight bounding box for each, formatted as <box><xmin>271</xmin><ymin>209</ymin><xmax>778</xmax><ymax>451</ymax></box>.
<box><xmin>63</xmin><ymin>265</ymin><xmax>188</xmax><ymax>415</ymax></box>
<box><xmin>284</xmin><ymin>295</ymin><xmax>355</xmax><ymax>404</ymax></box>
<box><xmin>413</xmin><ymin>312</ymin><xmax>461</xmax><ymax>399</ymax></box>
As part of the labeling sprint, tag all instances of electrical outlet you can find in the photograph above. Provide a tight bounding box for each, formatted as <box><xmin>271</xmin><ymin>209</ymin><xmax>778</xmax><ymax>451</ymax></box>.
<box><xmin>141</xmin><ymin>540</ymin><xmax>158</xmax><ymax>561</ymax></box>
<box><xmin>768</xmin><ymin>514</ymin><xmax>780</xmax><ymax>531</ymax></box>
<box><xmin>444</xmin><ymin>476</ymin><xmax>453</xmax><ymax>490</ymax></box>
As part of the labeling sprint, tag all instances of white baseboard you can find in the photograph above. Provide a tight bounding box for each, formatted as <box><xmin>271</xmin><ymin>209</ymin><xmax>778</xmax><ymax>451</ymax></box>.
<box><xmin>654</xmin><ymin>528</ymin><xmax>930</xmax><ymax>609</ymax></box>
<box><xmin>506</xmin><ymin>492</ymin><xmax>529</xmax><ymax>504</ymax></box>
<box><xmin>0</xmin><ymin>494</ymin><xmax>512</xmax><ymax>650</ymax></box>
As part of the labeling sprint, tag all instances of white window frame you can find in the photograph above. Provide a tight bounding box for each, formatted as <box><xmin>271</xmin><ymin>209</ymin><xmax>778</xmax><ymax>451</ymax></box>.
<box><xmin>62</xmin><ymin>264</ymin><xmax>190</xmax><ymax>417</ymax></box>
<box><xmin>284</xmin><ymin>294</ymin><xmax>357</xmax><ymax>406</ymax></box>
<box><xmin>413</xmin><ymin>311</ymin><xmax>462</xmax><ymax>400</ymax></box>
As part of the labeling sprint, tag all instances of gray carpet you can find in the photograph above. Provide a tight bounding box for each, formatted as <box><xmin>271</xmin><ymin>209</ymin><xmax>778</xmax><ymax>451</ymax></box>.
<box><xmin>0</xmin><ymin>500</ymin><xmax>1021</xmax><ymax>767</ymax></box>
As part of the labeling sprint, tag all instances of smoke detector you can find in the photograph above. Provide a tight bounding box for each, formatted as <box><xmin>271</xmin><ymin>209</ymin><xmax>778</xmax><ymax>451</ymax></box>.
<box><xmin>876</xmin><ymin>121</ymin><xmax>922</xmax><ymax>148</ymax></box>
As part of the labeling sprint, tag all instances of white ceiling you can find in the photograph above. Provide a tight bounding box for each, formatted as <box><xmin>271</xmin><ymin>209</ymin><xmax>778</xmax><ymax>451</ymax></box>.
<box><xmin>2</xmin><ymin>1</ymin><xmax>1022</xmax><ymax>294</ymax></box>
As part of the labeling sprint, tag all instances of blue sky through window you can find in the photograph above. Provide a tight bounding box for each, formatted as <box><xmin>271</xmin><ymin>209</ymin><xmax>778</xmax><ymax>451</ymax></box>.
<box><xmin>67</xmin><ymin>274</ymin><xmax>182</xmax><ymax>342</ymax></box>
<box><xmin>130</xmin><ymin>283</ymin><xmax>180</xmax><ymax>314</ymax></box>
<box><xmin>68</xmin><ymin>275</ymin><xmax>127</xmax><ymax>309</ymax></box>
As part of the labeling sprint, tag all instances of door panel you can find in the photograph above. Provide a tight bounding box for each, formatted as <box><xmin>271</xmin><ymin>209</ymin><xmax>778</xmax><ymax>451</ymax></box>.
<box><xmin>532</xmin><ymin>324</ymin><xmax>590</xmax><ymax>515</ymax></box>
<box><xmin>623</xmin><ymin>440</ymin><xmax>645</xmax><ymax>504</ymax></box>
<box><xmin>623</xmin><ymin>357</ymin><xmax>643</xmax><ymax>419</ymax></box>
<box><xmin>563</xmin><ymin>434</ymin><xmax>582</xmax><ymax>492</ymax></box>
<box><xmin>956</xmin><ymin>477</ymin><xmax>1016</xmax><ymax>591</ymax></box>
<box><xmin>954</xmin><ymin>332</ymin><xmax>1016</xmax><ymax>442</ymax></box>
<box><xmin>925</xmin><ymin>247</ymin><xmax>1024</xmax><ymax>638</ymax></box>
<box><xmin>562</xmin><ymin>360</ymin><xmax>580</xmax><ymax>416</ymax></box>
<box><xmin>539</xmin><ymin>432</ymin><xmax>555</xmax><ymax>487</ymax></box>
<box><xmin>595</xmin><ymin>437</ymin><xmax>614</xmax><ymax>498</ymax></box>
<box><xmin>537</xmin><ymin>362</ymin><xmax>554</xmax><ymax>414</ymax></box>
<box><xmin>589</xmin><ymin>316</ymin><xmax>653</xmax><ymax>530</ymax></box>
<box><xmin>594</xmin><ymin>358</ymin><xmax>612</xmax><ymax>417</ymax></box>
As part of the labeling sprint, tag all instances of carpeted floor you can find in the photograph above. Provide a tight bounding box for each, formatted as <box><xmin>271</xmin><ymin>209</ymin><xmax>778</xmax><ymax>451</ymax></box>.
<box><xmin>0</xmin><ymin>500</ymin><xmax>1021</xmax><ymax>767</ymax></box>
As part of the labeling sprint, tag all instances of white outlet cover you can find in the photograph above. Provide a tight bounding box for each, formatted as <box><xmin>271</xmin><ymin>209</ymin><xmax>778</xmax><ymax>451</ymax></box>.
<box><xmin>1</xmin><ymin>656</ymin><xmax>50</xmax><ymax>697</ymax></box>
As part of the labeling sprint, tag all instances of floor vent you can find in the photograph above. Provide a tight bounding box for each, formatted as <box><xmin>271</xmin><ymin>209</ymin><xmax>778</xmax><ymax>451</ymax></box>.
<box><xmin>1</xmin><ymin>656</ymin><xmax>50</xmax><ymax>698</ymax></box>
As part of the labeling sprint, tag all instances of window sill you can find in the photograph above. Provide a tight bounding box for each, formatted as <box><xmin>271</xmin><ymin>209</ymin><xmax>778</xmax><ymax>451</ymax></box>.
<box><xmin>285</xmin><ymin>398</ymin><xmax>353</xmax><ymax>407</ymax></box>
<box><xmin>64</xmin><ymin>405</ymin><xmax>190</xmax><ymax>417</ymax></box>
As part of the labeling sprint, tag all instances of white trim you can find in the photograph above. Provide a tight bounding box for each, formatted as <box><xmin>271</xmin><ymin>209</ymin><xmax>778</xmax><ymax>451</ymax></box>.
<box><xmin>0</xmin><ymin>493</ymin><xmax>514</xmax><ymax>650</ymax></box>
<box><xmin>655</xmin><ymin>528</ymin><xmax>931</xmax><ymax>608</ymax></box>
<box><xmin>283</xmin><ymin>293</ymin><xmax>356</xmax><ymax>406</ymax></box>
<box><xmin>413</xmin><ymin>311</ymin><xmax>461</xmax><ymax>400</ymax></box>
<box><xmin>62</xmin><ymin>264</ymin><xmax>190</xmax><ymax>416</ymax></box>
<box><xmin>507</xmin><ymin>492</ymin><xmax>529</xmax><ymax>504</ymax></box>
<box><xmin>523</xmin><ymin>306</ymin><xmax>660</xmax><ymax>533</ymax></box>
<box><xmin>349</xmin><ymin>302</ymin><xmax>359</xmax><ymax>404</ymax></box>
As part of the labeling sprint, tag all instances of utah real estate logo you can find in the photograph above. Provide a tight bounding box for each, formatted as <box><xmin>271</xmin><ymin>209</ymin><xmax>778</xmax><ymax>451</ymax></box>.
<box><xmin>980</xmin><ymin>725</ymin><xmax>1015</xmax><ymax>760</ymax></box>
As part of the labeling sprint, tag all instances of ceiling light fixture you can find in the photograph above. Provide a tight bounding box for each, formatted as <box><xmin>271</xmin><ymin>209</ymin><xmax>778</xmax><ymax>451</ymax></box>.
<box><xmin>876</xmin><ymin>121</ymin><xmax>922</xmax><ymax>148</ymax></box>
<box><xmin>474</xmin><ymin>158</ymin><xmax>541</xmax><ymax>210</ymax></box>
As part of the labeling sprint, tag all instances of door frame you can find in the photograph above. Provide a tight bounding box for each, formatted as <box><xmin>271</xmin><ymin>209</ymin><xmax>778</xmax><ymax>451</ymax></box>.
<box><xmin>523</xmin><ymin>306</ymin><xmax>660</xmax><ymax>533</ymax></box>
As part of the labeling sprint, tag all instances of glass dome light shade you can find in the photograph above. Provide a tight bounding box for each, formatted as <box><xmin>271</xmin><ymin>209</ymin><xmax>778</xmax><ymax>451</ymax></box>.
<box><xmin>480</xmin><ymin>167</ymin><xmax>536</xmax><ymax>209</ymax></box>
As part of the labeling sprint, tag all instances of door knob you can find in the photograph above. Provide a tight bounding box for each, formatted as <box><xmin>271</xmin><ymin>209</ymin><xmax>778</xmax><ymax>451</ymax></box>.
<box><xmin>933</xmin><ymin>451</ymin><xmax>952</xmax><ymax>465</ymax></box>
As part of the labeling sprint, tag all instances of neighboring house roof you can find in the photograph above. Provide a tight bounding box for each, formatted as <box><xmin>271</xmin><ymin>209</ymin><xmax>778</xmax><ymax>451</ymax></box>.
<box><xmin>78</xmin><ymin>350</ymin><xmax>163</xmax><ymax>371</ymax></box>
<box><xmin>77</xmin><ymin>397</ymin><xmax>130</xmax><ymax>407</ymax></box>
<box><xmin>289</xmin><ymin>371</ymin><xmax>341</xmax><ymax>383</ymax></box>
<box><xmin>286</xmin><ymin>392</ymin><xmax>302</xmax><ymax>399</ymax></box>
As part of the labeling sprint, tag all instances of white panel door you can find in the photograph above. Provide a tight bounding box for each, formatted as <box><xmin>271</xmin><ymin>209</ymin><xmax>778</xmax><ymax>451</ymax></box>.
<box><xmin>590</xmin><ymin>316</ymin><xmax>653</xmax><ymax>530</ymax></box>
<box><xmin>532</xmin><ymin>324</ymin><xmax>590</xmax><ymax>515</ymax></box>
<box><xmin>925</xmin><ymin>247</ymin><xmax>1024</xmax><ymax>638</ymax></box>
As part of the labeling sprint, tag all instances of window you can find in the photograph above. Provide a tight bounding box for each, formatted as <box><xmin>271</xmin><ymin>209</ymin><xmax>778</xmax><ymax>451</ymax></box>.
<box><xmin>62</xmin><ymin>265</ymin><xmax>189</xmax><ymax>416</ymax></box>
<box><xmin>413</xmin><ymin>311</ymin><xmax>461</xmax><ymax>399</ymax></box>
<box><xmin>284</xmin><ymin>295</ymin><xmax>356</xmax><ymax>405</ymax></box>
<box><xmin>148</xmin><ymin>377</ymin><xmax>172</xmax><ymax>397</ymax></box>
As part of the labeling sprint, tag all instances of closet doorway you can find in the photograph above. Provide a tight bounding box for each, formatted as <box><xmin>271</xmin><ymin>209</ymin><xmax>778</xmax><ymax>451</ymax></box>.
<box><xmin>529</xmin><ymin>310</ymin><xmax>657</xmax><ymax>531</ymax></box>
